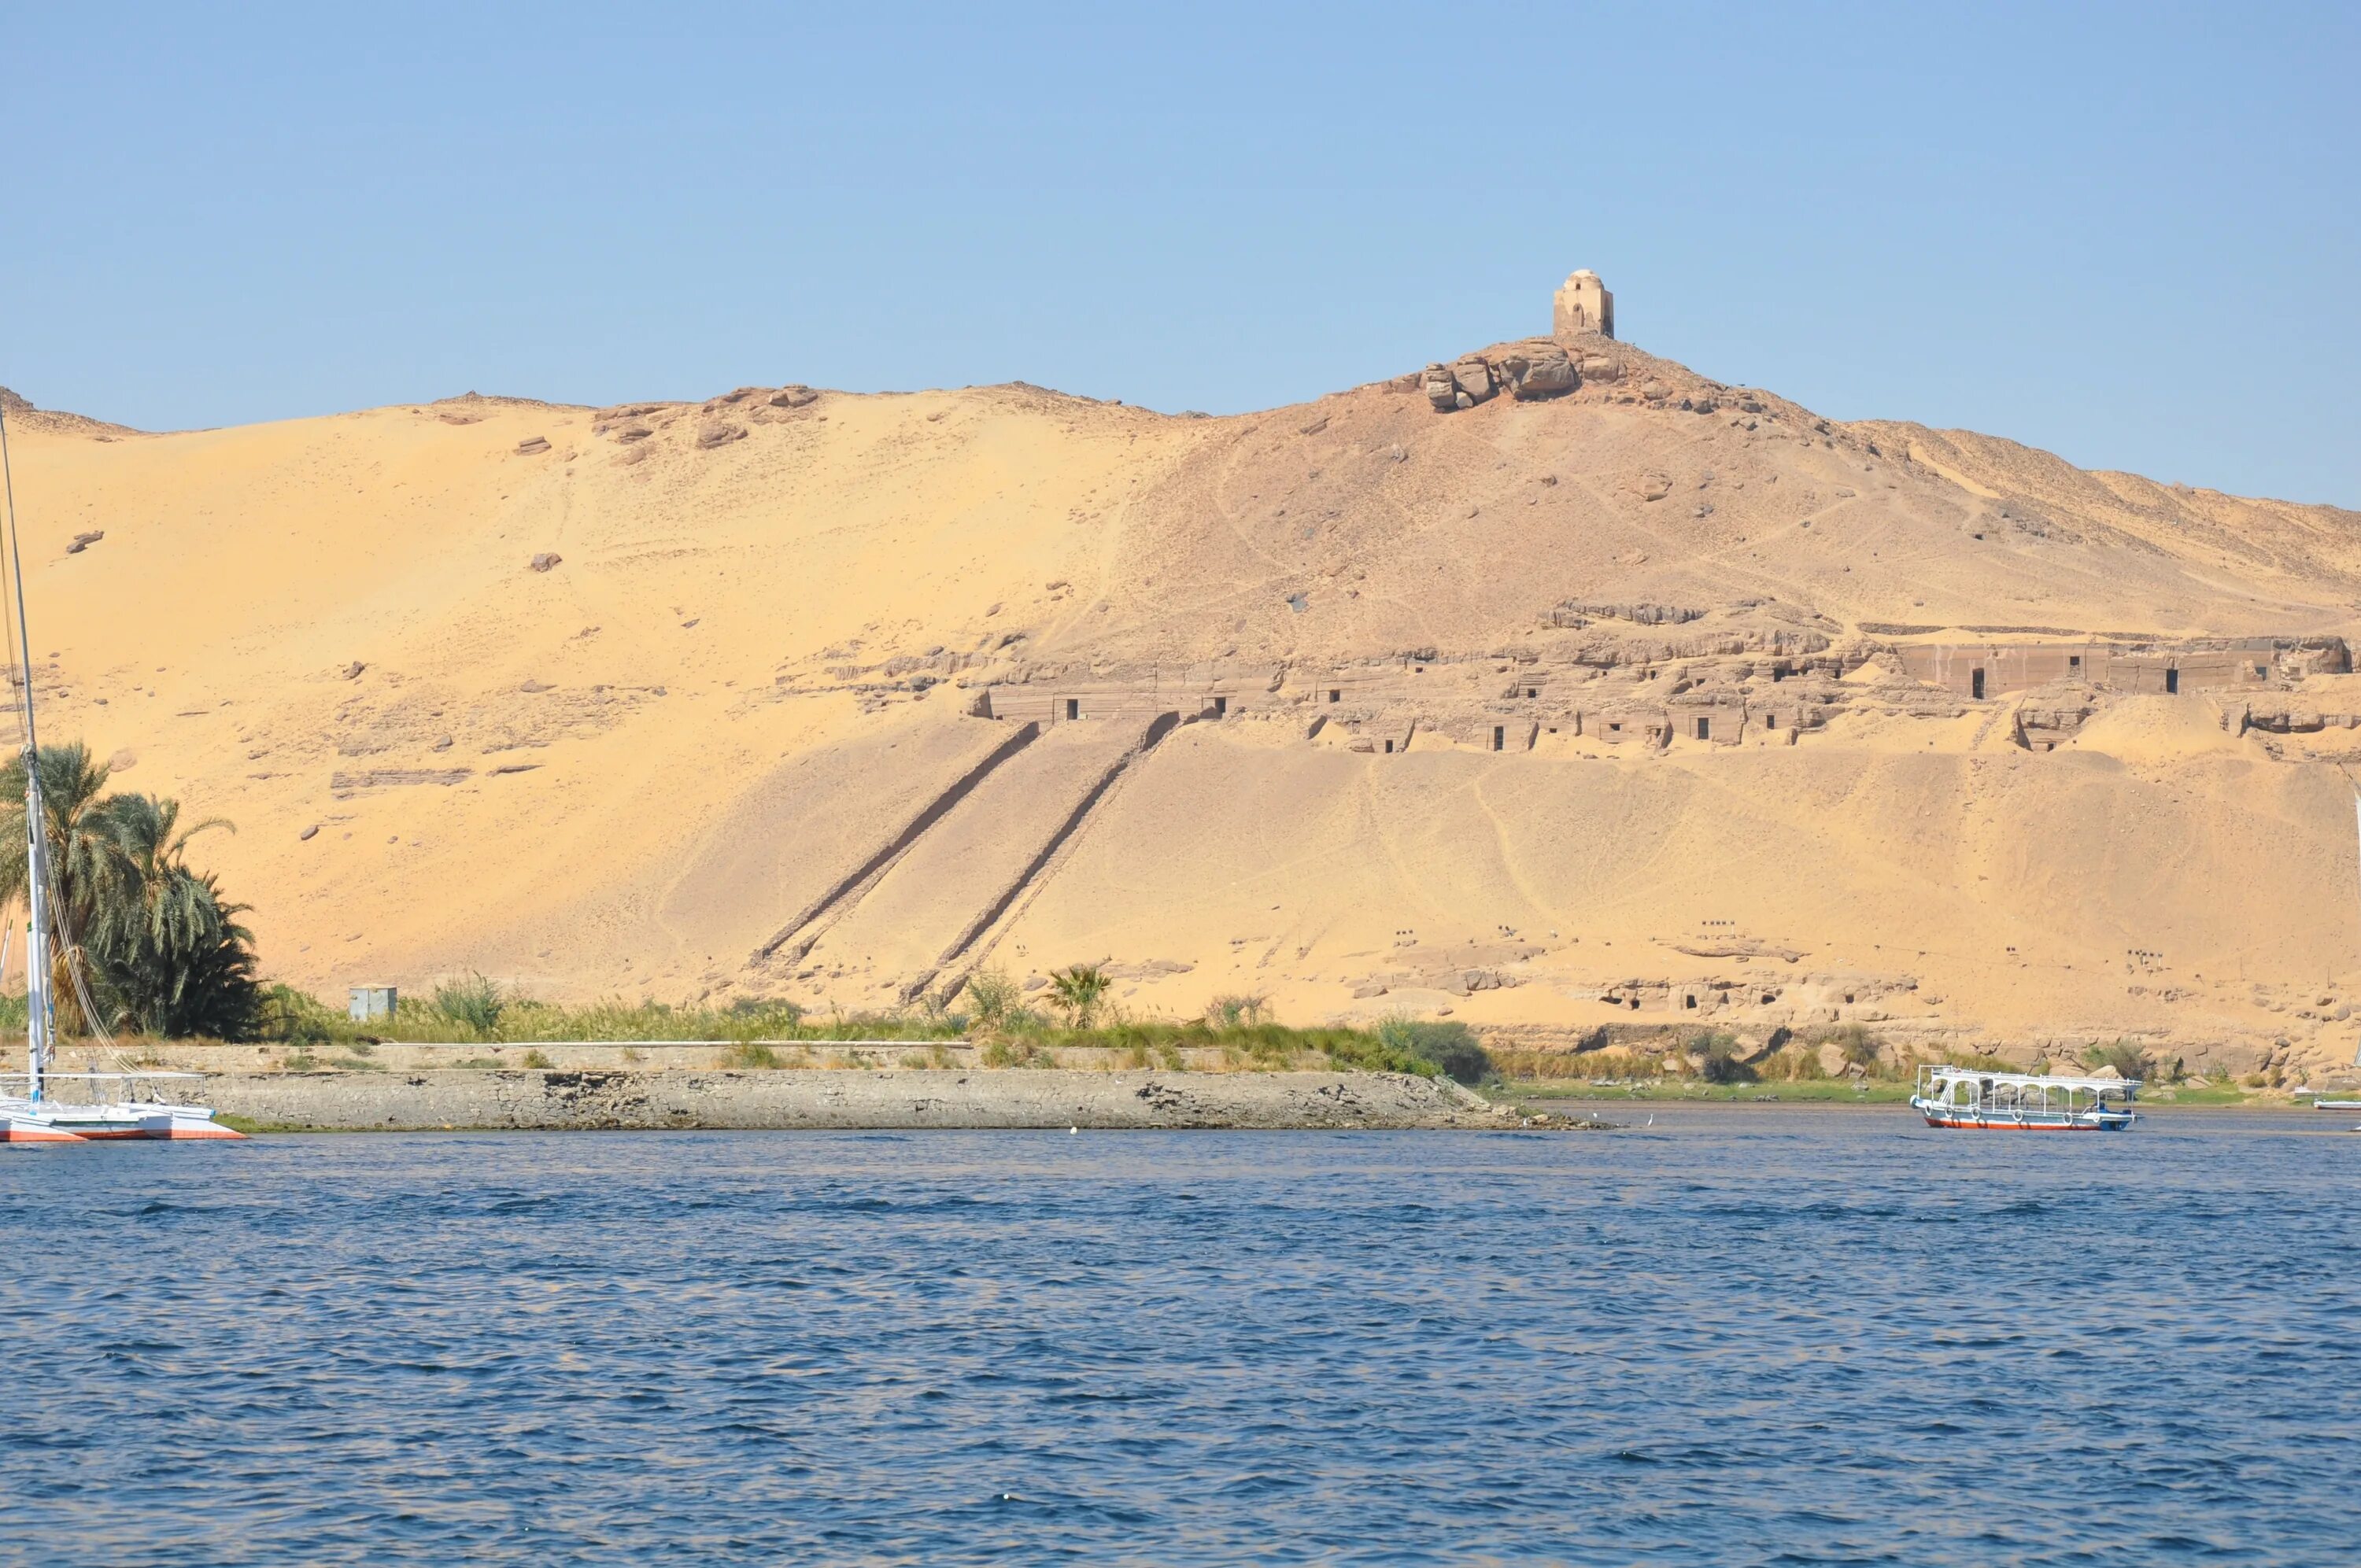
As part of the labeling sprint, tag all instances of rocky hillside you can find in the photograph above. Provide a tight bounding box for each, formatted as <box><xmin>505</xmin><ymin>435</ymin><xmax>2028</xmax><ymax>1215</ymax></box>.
<box><xmin>3</xmin><ymin>311</ymin><xmax>2358</xmax><ymax>1083</ymax></box>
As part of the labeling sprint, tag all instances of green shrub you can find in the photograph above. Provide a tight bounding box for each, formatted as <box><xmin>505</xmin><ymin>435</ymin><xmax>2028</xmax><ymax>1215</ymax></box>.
<box><xmin>1317</xmin><ymin>1028</ymin><xmax>1435</xmax><ymax>1077</ymax></box>
<box><xmin>964</xmin><ymin>969</ymin><xmax>1019</xmax><ymax>1030</ymax></box>
<box><xmin>1692</xmin><ymin>1031</ymin><xmax>1753</xmax><ymax>1084</ymax></box>
<box><xmin>521</xmin><ymin>1047</ymin><xmax>552</xmax><ymax>1068</ymax></box>
<box><xmin>259</xmin><ymin>984</ymin><xmax>346</xmax><ymax>1044</ymax></box>
<box><xmin>1206</xmin><ymin>993</ymin><xmax>1269</xmax><ymax>1029</ymax></box>
<box><xmin>1758</xmin><ymin>1045</ymin><xmax>1824</xmax><ymax>1082</ymax></box>
<box><xmin>2084</xmin><ymin>1039</ymin><xmax>2152</xmax><ymax>1080</ymax></box>
<box><xmin>434</xmin><ymin>972</ymin><xmax>507</xmax><ymax>1033</ymax></box>
<box><xmin>1816</xmin><ymin>1024</ymin><xmax>1884</xmax><ymax>1073</ymax></box>
<box><xmin>729</xmin><ymin>1041</ymin><xmax>780</xmax><ymax>1068</ymax></box>
<box><xmin>1373</xmin><ymin>1016</ymin><xmax>1495</xmax><ymax>1085</ymax></box>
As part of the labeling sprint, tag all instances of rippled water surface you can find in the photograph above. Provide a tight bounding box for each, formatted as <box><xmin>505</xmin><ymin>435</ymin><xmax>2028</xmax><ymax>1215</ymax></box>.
<box><xmin>4</xmin><ymin>1108</ymin><xmax>2358</xmax><ymax>1564</ymax></box>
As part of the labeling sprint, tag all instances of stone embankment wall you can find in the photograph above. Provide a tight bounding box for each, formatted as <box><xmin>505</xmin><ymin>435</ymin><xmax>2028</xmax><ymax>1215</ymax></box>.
<box><xmin>198</xmin><ymin>1068</ymin><xmax>1548</xmax><ymax>1133</ymax></box>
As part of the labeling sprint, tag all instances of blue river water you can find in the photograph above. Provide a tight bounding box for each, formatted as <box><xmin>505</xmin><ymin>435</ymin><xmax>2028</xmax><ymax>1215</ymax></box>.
<box><xmin>2</xmin><ymin>1106</ymin><xmax>2357</xmax><ymax>1565</ymax></box>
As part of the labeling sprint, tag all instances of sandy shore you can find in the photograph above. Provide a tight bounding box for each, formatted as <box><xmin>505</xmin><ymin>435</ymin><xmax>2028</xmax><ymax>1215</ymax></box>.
<box><xmin>200</xmin><ymin>1068</ymin><xmax>1598</xmax><ymax>1132</ymax></box>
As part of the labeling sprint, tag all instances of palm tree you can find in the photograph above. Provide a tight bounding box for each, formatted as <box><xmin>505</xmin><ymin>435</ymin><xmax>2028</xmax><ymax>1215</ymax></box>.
<box><xmin>90</xmin><ymin>791</ymin><xmax>260</xmax><ymax>1039</ymax></box>
<box><xmin>0</xmin><ymin>742</ymin><xmax>123</xmax><ymax>1036</ymax></box>
<box><xmin>0</xmin><ymin>747</ymin><xmax>263</xmax><ymax>1040</ymax></box>
<box><xmin>1048</xmin><ymin>964</ymin><xmax>1109</xmax><ymax>1030</ymax></box>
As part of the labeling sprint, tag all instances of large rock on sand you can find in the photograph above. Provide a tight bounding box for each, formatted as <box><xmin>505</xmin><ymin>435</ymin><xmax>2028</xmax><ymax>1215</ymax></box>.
<box><xmin>1496</xmin><ymin>343</ymin><xmax>1577</xmax><ymax>400</ymax></box>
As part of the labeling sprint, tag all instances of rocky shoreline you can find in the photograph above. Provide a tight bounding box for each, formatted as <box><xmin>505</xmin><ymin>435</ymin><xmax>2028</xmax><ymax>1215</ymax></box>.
<box><xmin>198</xmin><ymin>1068</ymin><xmax>1602</xmax><ymax>1133</ymax></box>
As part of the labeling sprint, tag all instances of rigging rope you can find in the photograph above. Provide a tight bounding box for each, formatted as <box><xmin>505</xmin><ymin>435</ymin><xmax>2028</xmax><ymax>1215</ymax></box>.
<box><xmin>0</xmin><ymin>393</ymin><xmax>141</xmax><ymax>1094</ymax></box>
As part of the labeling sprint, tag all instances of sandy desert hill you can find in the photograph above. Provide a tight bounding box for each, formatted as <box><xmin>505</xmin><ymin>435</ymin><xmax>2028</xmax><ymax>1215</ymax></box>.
<box><xmin>6</xmin><ymin>280</ymin><xmax>2360</xmax><ymax>1079</ymax></box>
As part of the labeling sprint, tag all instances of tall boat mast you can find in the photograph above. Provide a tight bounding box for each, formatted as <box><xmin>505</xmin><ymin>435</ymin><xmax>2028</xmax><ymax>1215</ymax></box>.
<box><xmin>0</xmin><ymin>397</ymin><xmax>238</xmax><ymax>1141</ymax></box>
<box><xmin>0</xmin><ymin>395</ymin><xmax>54</xmax><ymax>1104</ymax></box>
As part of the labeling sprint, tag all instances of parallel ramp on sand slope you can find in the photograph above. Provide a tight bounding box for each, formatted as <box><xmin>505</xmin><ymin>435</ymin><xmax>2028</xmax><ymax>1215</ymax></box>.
<box><xmin>656</xmin><ymin>715</ymin><xmax>1036</xmax><ymax>980</ymax></box>
<box><xmin>748</xmin><ymin>720</ymin><xmax>1043</xmax><ymax>969</ymax></box>
<box><xmin>789</xmin><ymin>712</ymin><xmax>1182</xmax><ymax>1003</ymax></box>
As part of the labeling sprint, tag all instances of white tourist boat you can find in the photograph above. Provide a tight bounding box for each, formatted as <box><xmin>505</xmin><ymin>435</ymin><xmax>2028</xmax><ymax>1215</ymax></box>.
<box><xmin>0</xmin><ymin>400</ymin><xmax>240</xmax><ymax>1143</ymax></box>
<box><xmin>1910</xmin><ymin>1064</ymin><xmax>2137</xmax><ymax>1132</ymax></box>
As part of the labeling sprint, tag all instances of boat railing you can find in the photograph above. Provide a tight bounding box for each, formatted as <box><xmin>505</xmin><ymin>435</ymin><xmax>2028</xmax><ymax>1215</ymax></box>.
<box><xmin>0</xmin><ymin>1068</ymin><xmax>212</xmax><ymax>1105</ymax></box>
<box><xmin>1914</xmin><ymin>1064</ymin><xmax>2138</xmax><ymax>1101</ymax></box>
<box><xmin>1918</xmin><ymin>1101</ymin><xmax>2130</xmax><ymax>1120</ymax></box>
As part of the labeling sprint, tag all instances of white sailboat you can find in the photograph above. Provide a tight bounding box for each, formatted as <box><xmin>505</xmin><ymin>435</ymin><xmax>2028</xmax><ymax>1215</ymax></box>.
<box><xmin>0</xmin><ymin>396</ymin><xmax>241</xmax><ymax>1142</ymax></box>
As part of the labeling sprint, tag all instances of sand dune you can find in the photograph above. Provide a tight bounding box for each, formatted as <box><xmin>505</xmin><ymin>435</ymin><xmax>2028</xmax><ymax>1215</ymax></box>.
<box><xmin>6</xmin><ymin>310</ymin><xmax>2358</xmax><ymax>1079</ymax></box>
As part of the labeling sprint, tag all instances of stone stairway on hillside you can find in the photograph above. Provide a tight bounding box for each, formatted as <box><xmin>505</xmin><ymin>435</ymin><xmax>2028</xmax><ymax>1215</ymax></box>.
<box><xmin>769</xmin><ymin>712</ymin><xmax>1183</xmax><ymax>1005</ymax></box>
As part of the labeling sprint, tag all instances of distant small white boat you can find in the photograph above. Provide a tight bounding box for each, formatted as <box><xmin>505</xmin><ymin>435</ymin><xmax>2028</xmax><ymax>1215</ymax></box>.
<box><xmin>1910</xmin><ymin>1064</ymin><xmax>2137</xmax><ymax>1132</ymax></box>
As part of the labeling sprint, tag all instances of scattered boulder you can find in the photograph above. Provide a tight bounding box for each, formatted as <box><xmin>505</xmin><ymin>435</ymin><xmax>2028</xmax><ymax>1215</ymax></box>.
<box><xmin>298</xmin><ymin>825</ymin><xmax>319</xmax><ymax>842</ymax></box>
<box><xmin>108</xmin><ymin>747</ymin><xmax>137</xmax><ymax>773</ymax></box>
<box><xmin>1580</xmin><ymin>356</ymin><xmax>1621</xmax><ymax>383</ymax></box>
<box><xmin>341</xmin><ymin>661</ymin><xmax>367</xmax><ymax>681</ymax></box>
<box><xmin>1421</xmin><ymin>363</ymin><xmax>1458</xmax><ymax>413</ymax></box>
<box><xmin>1450</xmin><ymin>356</ymin><xmax>1496</xmax><ymax>406</ymax></box>
<box><xmin>1497</xmin><ymin>344</ymin><xmax>1576</xmax><ymax>400</ymax></box>
<box><xmin>696</xmin><ymin>422</ymin><xmax>747</xmax><ymax>449</ymax></box>
<box><xmin>1635</xmin><ymin>471</ymin><xmax>1673</xmax><ymax>502</ymax></box>
<box><xmin>66</xmin><ymin>530</ymin><xmax>103</xmax><ymax>554</ymax></box>
<box><xmin>1296</xmin><ymin>414</ymin><xmax>1329</xmax><ymax>437</ymax></box>
<box><xmin>530</xmin><ymin>552</ymin><xmax>562</xmax><ymax>573</ymax></box>
<box><xmin>515</xmin><ymin>436</ymin><xmax>551</xmax><ymax>456</ymax></box>
<box><xmin>769</xmin><ymin>386</ymin><xmax>819</xmax><ymax>408</ymax></box>
<box><xmin>1104</xmin><ymin>958</ymin><xmax>1195</xmax><ymax>980</ymax></box>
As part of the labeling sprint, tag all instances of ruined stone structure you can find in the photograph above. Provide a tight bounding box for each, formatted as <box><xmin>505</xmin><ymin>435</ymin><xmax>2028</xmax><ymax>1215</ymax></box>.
<box><xmin>1552</xmin><ymin>268</ymin><xmax>1614</xmax><ymax>340</ymax></box>
<box><xmin>926</xmin><ymin>612</ymin><xmax>2355</xmax><ymax>762</ymax></box>
<box><xmin>1891</xmin><ymin>637</ymin><xmax>2344</xmax><ymax>702</ymax></box>
<box><xmin>1418</xmin><ymin>269</ymin><xmax>1621</xmax><ymax>412</ymax></box>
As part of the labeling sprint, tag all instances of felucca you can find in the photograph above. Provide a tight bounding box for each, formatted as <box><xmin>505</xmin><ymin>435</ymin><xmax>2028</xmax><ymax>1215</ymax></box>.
<box><xmin>0</xmin><ymin>397</ymin><xmax>241</xmax><ymax>1142</ymax></box>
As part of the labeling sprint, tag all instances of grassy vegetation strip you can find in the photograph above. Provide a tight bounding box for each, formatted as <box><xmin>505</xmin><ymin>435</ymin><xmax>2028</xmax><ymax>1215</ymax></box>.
<box><xmin>246</xmin><ymin>977</ymin><xmax>1508</xmax><ymax>1085</ymax></box>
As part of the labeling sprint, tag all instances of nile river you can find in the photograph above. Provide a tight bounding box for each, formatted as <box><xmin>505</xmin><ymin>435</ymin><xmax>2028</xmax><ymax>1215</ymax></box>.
<box><xmin>2</xmin><ymin>1107</ymin><xmax>2355</xmax><ymax>1564</ymax></box>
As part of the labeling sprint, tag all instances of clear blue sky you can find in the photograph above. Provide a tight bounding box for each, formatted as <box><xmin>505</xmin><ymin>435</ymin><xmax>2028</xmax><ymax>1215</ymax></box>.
<box><xmin>6</xmin><ymin>2</ymin><xmax>2355</xmax><ymax>504</ymax></box>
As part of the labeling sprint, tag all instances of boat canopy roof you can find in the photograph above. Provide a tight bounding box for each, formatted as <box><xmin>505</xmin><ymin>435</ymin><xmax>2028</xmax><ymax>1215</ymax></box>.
<box><xmin>1916</xmin><ymin>1064</ymin><xmax>2141</xmax><ymax>1092</ymax></box>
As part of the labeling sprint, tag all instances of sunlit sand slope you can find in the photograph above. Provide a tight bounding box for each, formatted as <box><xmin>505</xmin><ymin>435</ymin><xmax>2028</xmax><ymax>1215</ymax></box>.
<box><xmin>5</xmin><ymin>345</ymin><xmax>2357</xmax><ymax>1075</ymax></box>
